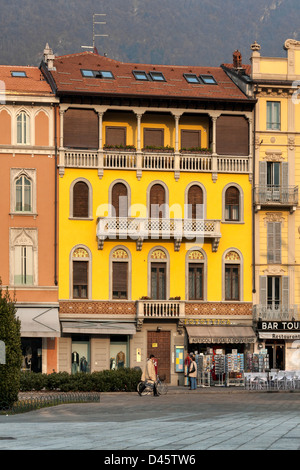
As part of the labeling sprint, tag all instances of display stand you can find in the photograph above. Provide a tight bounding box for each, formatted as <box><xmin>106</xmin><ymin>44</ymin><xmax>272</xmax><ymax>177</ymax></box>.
<box><xmin>225</xmin><ymin>353</ymin><xmax>245</xmax><ymax>386</ymax></box>
<box><xmin>197</xmin><ymin>354</ymin><xmax>212</xmax><ymax>387</ymax></box>
<box><xmin>226</xmin><ymin>371</ymin><xmax>245</xmax><ymax>386</ymax></box>
<box><xmin>199</xmin><ymin>371</ymin><xmax>211</xmax><ymax>387</ymax></box>
<box><xmin>214</xmin><ymin>354</ymin><xmax>225</xmax><ymax>386</ymax></box>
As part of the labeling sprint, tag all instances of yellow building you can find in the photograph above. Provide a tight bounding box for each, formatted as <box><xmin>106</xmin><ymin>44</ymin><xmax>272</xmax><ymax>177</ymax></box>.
<box><xmin>41</xmin><ymin>46</ymin><xmax>256</xmax><ymax>384</ymax></box>
<box><xmin>250</xmin><ymin>39</ymin><xmax>300</xmax><ymax>370</ymax></box>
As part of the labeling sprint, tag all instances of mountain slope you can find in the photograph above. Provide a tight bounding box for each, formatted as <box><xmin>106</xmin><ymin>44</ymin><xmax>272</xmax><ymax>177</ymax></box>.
<box><xmin>0</xmin><ymin>0</ymin><xmax>299</xmax><ymax>67</ymax></box>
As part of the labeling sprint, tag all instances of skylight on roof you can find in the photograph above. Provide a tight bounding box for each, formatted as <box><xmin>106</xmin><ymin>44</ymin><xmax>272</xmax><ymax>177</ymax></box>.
<box><xmin>81</xmin><ymin>69</ymin><xmax>114</xmax><ymax>79</ymax></box>
<box><xmin>133</xmin><ymin>71</ymin><xmax>149</xmax><ymax>81</ymax></box>
<box><xmin>184</xmin><ymin>73</ymin><xmax>200</xmax><ymax>84</ymax></box>
<box><xmin>81</xmin><ymin>69</ymin><xmax>95</xmax><ymax>77</ymax></box>
<box><xmin>99</xmin><ymin>70</ymin><xmax>114</xmax><ymax>79</ymax></box>
<box><xmin>200</xmin><ymin>75</ymin><xmax>217</xmax><ymax>85</ymax></box>
<box><xmin>11</xmin><ymin>71</ymin><xmax>27</xmax><ymax>77</ymax></box>
<box><xmin>149</xmin><ymin>71</ymin><xmax>166</xmax><ymax>82</ymax></box>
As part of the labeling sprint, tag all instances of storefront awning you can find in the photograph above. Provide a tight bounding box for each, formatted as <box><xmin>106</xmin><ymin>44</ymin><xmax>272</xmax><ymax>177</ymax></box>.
<box><xmin>16</xmin><ymin>307</ymin><xmax>60</xmax><ymax>337</ymax></box>
<box><xmin>61</xmin><ymin>321</ymin><xmax>136</xmax><ymax>335</ymax></box>
<box><xmin>186</xmin><ymin>326</ymin><xmax>256</xmax><ymax>344</ymax></box>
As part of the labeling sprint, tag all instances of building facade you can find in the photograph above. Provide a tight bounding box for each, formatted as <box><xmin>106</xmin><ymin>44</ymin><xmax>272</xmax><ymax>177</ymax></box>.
<box><xmin>0</xmin><ymin>64</ymin><xmax>60</xmax><ymax>373</ymax></box>
<box><xmin>250</xmin><ymin>39</ymin><xmax>300</xmax><ymax>370</ymax></box>
<box><xmin>40</xmin><ymin>46</ymin><xmax>256</xmax><ymax>384</ymax></box>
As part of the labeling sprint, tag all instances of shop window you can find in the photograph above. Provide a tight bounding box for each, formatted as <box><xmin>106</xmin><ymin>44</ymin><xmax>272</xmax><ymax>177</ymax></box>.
<box><xmin>21</xmin><ymin>338</ymin><xmax>42</xmax><ymax>373</ymax></box>
<box><xmin>72</xmin><ymin>338</ymin><xmax>90</xmax><ymax>373</ymax></box>
<box><xmin>110</xmin><ymin>336</ymin><xmax>129</xmax><ymax>369</ymax></box>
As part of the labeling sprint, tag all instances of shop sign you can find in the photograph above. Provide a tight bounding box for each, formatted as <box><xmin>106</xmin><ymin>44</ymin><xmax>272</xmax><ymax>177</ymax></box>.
<box><xmin>258</xmin><ymin>321</ymin><xmax>300</xmax><ymax>332</ymax></box>
<box><xmin>185</xmin><ymin>319</ymin><xmax>231</xmax><ymax>326</ymax></box>
<box><xmin>0</xmin><ymin>341</ymin><xmax>5</xmax><ymax>365</ymax></box>
<box><xmin>259</xmin><ymin>332</ymin><xmax>300</xmax><ymax>340</ymax></box>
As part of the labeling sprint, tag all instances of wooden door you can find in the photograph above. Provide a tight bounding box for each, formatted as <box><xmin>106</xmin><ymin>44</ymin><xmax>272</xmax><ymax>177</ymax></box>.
<box><xmin>147</xmin><ymin>331</ymin><xmax>171</xmax><ymax>383</ymax></box>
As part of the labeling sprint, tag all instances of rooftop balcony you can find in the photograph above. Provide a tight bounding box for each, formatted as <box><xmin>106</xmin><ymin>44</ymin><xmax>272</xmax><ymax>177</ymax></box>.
<box><xmin>96</xmin><ymin>217</ymin><xmax>221</xmax><ymax>252</ymax></box>
<box><xmin>60</xmin><ymin>148</ymin><xmax>251</xmax><ymax>179</ymax></box>
<box><xmin>254</xmin><ymin>185</ymin><xmax>298</xmax><ymax>213</ymax></box>
<box><xmin>253</xmin><ymin>304</ymin><xmax>300</xmax><ymax>322</ymax></box>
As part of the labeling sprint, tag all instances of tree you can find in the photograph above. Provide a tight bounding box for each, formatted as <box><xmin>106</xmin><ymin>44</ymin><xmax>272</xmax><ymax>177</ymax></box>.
<box><xmin>0</xmin><ymin>282</ymin><xmax>22</xmax><ymax>409</ymax></box>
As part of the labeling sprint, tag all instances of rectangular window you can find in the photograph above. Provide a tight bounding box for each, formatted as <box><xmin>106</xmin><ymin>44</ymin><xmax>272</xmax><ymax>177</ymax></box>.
<box><xmin>151</xmin><ymin>263</ymin><xmax>166</xmax><ymax>300</ymax></box>
<box><xmin>267</xmin><ymin>101</ymin><xmax>280</xmax><ymax>130</ymax></box>
<box><xmin>133</xmin><ymin>71</ymin><xmax>149</xmax><ymax>81</ymax></box>
<box><xmin>149</xmin><ymin>71</ymin><xmax>165</xmax><ymax>81</ymax></box>
<box><xmin>200</xmin><ymin>75</ymin><xmax>217</xmax><ymax>84</ymax></box>
<box><xmin>183</xmin><ymin>74</ymin><xmax>200</xmax><ymax>84</ymax></box>
<box><xmin>14</xmin><ymin>246</ymin><xmax>33</xmax><ymax>285</ymax></box>
<box><xmin>188</xmin><ymin>264</ymin><xmax>203</xmax><ymax>300</ymax></box>
<box><xmin>267</xmin><ymin>276</ymin><xmax>280</xmax><ymax>308</ymax></box>
<box><xmin>225</xmin><ymin>264</ymin><xmax>239</xmax><ymax>300</ymax></box>
<box><xmin>112</xmin><ymin>262</ymin><xmax>128</xmax><ymax>299</ymax></box>
<box><xmin>73</xmin><ymin>261</ymin><xmax>88</xmax><ymax>299</ymax></box>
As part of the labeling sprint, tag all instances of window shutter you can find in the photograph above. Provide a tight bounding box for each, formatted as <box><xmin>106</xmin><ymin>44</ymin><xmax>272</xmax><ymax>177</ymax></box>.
<box><xmin>73</xmin><ymin>261</ymin><xmax>88</xmax><ymax>285</ymax></box>
<box><xmin>181</xmin><ymin>129</ymin><xmax>201</xmax><ymax>149</ymax></box>
<box><xmin>259</xmin><ymin>276</ymin><xmax>267</xmax><ymax>306</ymax></box>
<box><xmin>112</xmin><ymin>262</ymin><xmax>128</xmax><ymax>298</ymax></box>
<box><xmin>216</xmin><ymin>115</ymin><xmax>249</xmax><ymax>156</ymax></box>
<box><xmin>105</xmin><ymin>127</ymin><xmax>126</xmax><ymax>146</ymax></box>
<box><xmin>64</xmin><ymin>108</ymin><xmax>98</xmax><ymax>149</ymax></box>
<box><xmin>267</xmin><ymin>222</ymin><xmax>281</xmax><ymax>264</ymax></box>
<box><xmin>143</xmin><ymin>128</ymin><xmax>164</xmax><ymax>148</ymax></box>
<box><xmin>188</xmin><ymin>185</ymin><xmax>203</xmax><ymax>219</ymax></box>
<box><xmin>150</xmin><ymin>184</ymin><xmax>166</xmax><ymax>218</ymax></box>
<box><xmin>259</xmin><ymin>161</ymin><xmax>267</xmax><ymax>203</ymax></box>
<box><xmin>282</xmin><ymin>276</ymin><xmax>289</xmax><ymax>307</ymax></box>
<box><xmin>281</xmin><ymin>162</ymin><xmax>289</xmax><ymax>202</ymax></box>
<box><xmin>112</xmin><ymin>183</ymin><xmax>128</xmax><ymax>218</ymax></box>
<box><xmin>73</xmin><ymin>182</ymin><xmax>89</xmax><ymax>218</ymax></box>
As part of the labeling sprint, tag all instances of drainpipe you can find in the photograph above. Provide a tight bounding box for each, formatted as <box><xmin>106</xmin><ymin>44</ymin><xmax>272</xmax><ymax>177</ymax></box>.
<box><xmin>252</xmin><ymin>88</ymin><xmax>257</xmax><ymax>297</ymax></box>
<box><xmin>54</xmin><ymin>103</ymin><xmax>58</xmax><ymax>286</ymax></box>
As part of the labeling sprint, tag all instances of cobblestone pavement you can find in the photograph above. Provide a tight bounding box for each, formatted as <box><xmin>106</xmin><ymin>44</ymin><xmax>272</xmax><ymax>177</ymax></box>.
<box><xmin>0</xmin><ymin>389</ymin><xmax>300</xmax><ymax>452</ymax></box>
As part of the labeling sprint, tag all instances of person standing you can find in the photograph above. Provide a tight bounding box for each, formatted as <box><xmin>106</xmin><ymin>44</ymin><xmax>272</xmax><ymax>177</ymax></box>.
<box><xmin>139</xmin><ymin>354</ymin><xmax>159</xmax><ymax>396</ymax></box>
<box><xmin>189</xmin><ymin>354</ymin><xmax>197</xmax><ymax>390</ymax></box>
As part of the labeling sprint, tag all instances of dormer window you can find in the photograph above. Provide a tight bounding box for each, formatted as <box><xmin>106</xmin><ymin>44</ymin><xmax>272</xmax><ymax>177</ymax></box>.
<box><xmin>81</xmin><ymin>69</ymin><xmax>114</xmax><ymax>79</ymax></box>
<box><xmin>99</xmin><ymin>70</ymin><xmax>114</xmax><ymax>79</ymax></box>
<box><xmin>81</xmin><ymin>69</ymin><xmax>95</xmax><ymax>77</ymax></box>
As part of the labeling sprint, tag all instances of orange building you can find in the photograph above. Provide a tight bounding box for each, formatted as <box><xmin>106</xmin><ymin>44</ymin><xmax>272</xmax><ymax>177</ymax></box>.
<box><xmin>0</xmin><ymin>64</ymin><xmax>60</xmax><ymax>373</ymax></box>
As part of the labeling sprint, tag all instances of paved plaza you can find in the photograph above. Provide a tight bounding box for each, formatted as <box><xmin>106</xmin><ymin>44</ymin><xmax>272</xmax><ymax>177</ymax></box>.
<box><xmin>0</xmin><ymin>389</ymin><xmax>300</xmax><ymax>452</ymax></box>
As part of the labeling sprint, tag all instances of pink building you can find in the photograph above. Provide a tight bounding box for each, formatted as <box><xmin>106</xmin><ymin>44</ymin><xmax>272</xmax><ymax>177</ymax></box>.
<box><xmin>0</xmin><ymin>63</ymin><xmax>60</xmax><ymax>373</ymax></box>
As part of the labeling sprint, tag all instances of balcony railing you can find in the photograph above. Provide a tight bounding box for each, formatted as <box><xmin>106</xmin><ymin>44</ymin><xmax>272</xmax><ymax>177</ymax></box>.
<box><xmin>137</xmin><ymin>300</ymin><xmax>185</xmax><ymax>319</ymax></box>
<box><xmin>254</xmin><ymin>185</ymin><xmax>298</xmax><ymax>212</ymax></box>
<box><xmin>253</xmin><ymin>304</ymin><xmax>300</xmax><ymax>321</ymax></box>
<box><xmin>96</xmin><ymin>217</ymin><xmax>221</xmax><ymax>251</ymax></box>
<box><xmin>60</xmin><ymin>148</ymin><xmax>251</xmax><ymax>176</ymax></box>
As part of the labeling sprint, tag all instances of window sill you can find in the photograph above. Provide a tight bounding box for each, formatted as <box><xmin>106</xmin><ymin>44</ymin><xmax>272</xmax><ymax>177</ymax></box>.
<box><xmin>10</xmin><ymin>212</ymin><xmax>37</xmax><ymax>219</ymax></box>
<box><xmin>221</xmin><ymin>220</ymin><xmax>244</xmax><ymax>224</ymax></box>
<box><xmin>69</xmin><ymin>217</ymin><xmax>94</xmax><ymax>221</ymax></box>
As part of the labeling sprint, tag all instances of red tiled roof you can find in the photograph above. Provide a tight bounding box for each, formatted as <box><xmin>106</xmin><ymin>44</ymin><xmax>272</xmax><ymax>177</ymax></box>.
<box><xmin>222</xmin><ymin>63</ymin><xmax>252</xmax><ymax>76</ymax></box>
<box><xmin>46</xmin><ymin>51</ymin><xmax>251</xmax><ymax>102</ymax></box>
<box><xmin>0</xmin><ymin>65</ymin><xmax>54</xmax><ymax>95</ymax></box>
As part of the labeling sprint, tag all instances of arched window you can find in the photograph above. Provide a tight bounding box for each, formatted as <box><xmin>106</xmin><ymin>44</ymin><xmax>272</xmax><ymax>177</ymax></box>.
<box><xmin>112</xmin><ymin>182</ymin><xmax>128</xmax><ymax>218</ymax></box>
<box><xmin>225</xmin><ymin>186</ymin><xmax>240</xmax><ymax>221</ymax></box>
<box><xmin>73</xmin><ymin>181</ymin><xmax>89</xmax><ymax>218</ymax></box>
<box><xmin>110</xmin><ymin>247</ymin><xmax>131</xmax><ymax>300</ymax></box>
<box><xmin>187</xmin><ymin>185</ymin><xmax>203</xmax><ymax>219</ymax></box>
<box><xmin>223</xmin><ymin>250</ymin><xmax>242</xmax><ymax>301</ymax></box>
<box><xmin>187</xmin><ymin>249</ymin><xmax>206</xmax><ymax>300</ymax></box>
<box><xmin>149</xmin><ymin>183</ymin><xmax>166</xmax><ymax>219</ymax></box>
<box><xmin>149</xmin><ymin>248</ymin><xmax>169</xmax><ymax>300</ymax></box>
<box><xmin>71</xmin><ymin>247</ymin><xmax>91</xmax><ymax>299</ymax></box>
<box><xmin>15</xmin><ymin>174</ymin><xmax>32</xmax><ymax>212</ymax></box>
<box><xmin>17</xmin><ymin>111</ymin><xmax>29</xmax><ymax>144</ymax></box>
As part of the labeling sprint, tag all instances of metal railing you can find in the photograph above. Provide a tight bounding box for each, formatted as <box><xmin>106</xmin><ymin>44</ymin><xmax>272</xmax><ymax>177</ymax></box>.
<box><xmin>254</xmin><ymin>185</ymin><xmax>298</xmax><ymax>206</ymax></box>
<box><xmin>253</xmin><ymin>304</ymin><xmax>300</xmax><ymax>321</ymax></box>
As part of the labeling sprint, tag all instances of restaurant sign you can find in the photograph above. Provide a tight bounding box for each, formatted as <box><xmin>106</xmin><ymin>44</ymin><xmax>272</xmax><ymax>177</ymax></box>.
<box><xmin>258</xmin><ymin>321</ymin><xmax>300</xmax><ymax>340</ymax></box>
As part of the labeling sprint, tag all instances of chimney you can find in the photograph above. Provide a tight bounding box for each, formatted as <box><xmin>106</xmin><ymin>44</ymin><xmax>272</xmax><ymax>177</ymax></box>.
<box><xmin>43</xmin><ymin>43</ymin><xmax>56</xmax><ymax>70</ymax></box>
<box><xmin>233</xmin><ymin>50</ymin><xmax>242</xmax><ymax>69</ymax></box>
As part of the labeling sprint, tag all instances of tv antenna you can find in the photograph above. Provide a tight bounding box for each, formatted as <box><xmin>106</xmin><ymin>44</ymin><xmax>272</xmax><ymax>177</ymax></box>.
<box><xmin>81</xmin><ymin>14</ymin><xmax>108</xmax><ymax>51</ymax></box>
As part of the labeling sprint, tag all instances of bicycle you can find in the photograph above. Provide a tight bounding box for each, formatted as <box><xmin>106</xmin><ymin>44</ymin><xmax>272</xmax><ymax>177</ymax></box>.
<box><xmin>137</xmin><ymin>375</ymin><xmax>168</xmax><ymax>396</ymax></box>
